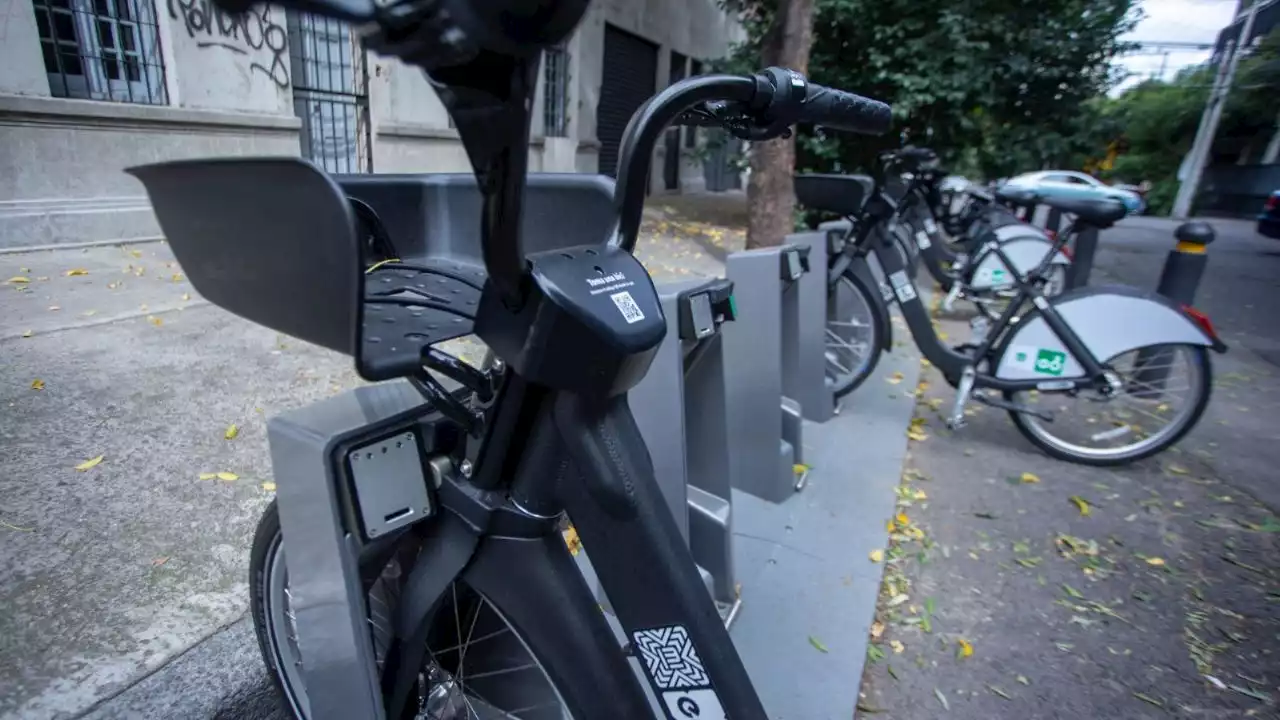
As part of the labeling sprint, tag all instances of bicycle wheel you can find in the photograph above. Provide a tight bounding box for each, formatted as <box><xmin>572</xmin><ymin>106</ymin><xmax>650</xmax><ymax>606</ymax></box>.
<box><xmin>826</xmin><ymin>269</ymin><xmax>883</xmax><ymax>399</ymax></box>
<box><xmin>251</xmin><ymin>501</ymin><xmax>573</xmax><ymax>720</ymax></box>
<box><xmin>1005</xmin><ymin>344</ymin><xmax>1212</xmax><ymax>466</ymax></box>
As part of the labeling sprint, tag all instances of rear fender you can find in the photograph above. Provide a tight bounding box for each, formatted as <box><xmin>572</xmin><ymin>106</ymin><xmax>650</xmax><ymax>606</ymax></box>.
<box><xmin>993</xmin><ymin>224</ymin><xmax>1048</xmax><ymax>241</ymax></box>
<box><xmin>994</xmin><ymin>285</ymin><xmax>1222</xmax><ymax>380</ymax></box>
<box><xmin>969</xmin><ymin>237</ymin><xmax>1068</xmax><ymax>289</ymax></box>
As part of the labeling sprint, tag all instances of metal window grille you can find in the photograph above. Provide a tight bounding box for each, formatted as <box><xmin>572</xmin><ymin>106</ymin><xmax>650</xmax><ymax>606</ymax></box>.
<box><xmin>287</xmin><ymin>11</ymin><xmax>371</xmax><ymax>173</ymax></box>
<box><xmin>543</xmin><ymin>44</ymin><xmax>570</xmax><ymax>137</ymax></box>
<box><xmin>32</xmin><ymin>0</ymin><xmax>167</xmax><ymax>104</ymax></box>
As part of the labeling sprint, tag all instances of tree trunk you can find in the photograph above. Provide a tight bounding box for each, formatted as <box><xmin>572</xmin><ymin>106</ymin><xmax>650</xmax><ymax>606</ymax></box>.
<box><xmin>745</xmin><ymin>0</ymin><xmax>815</xmax><ymax>249</ymax></box>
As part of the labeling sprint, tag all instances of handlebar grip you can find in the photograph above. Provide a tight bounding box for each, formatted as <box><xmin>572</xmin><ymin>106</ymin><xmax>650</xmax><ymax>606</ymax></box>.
<box><xmin>800</xmin><ymin>83</ymin><xmax>892</xmax><ymax>135</ymax></box>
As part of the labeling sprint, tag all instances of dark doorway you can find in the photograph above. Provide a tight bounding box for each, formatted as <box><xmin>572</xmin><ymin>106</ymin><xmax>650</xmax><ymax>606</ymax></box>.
<box><xmin>664</xmin><ymin>51</ymin><xmax>687</xmax><ymax>191</ymax></box>
<box><xmin>596</xmin><ymin>25</ymin><xmax>659</xmax><ymax>180</ymax></box>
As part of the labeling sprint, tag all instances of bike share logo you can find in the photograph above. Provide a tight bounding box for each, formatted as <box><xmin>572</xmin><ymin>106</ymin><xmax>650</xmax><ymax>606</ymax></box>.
<box><xmin>1034</xmin><ymin>349</ymin><xmax>1067</xmax><ymax>376</ymax></box>
<box><xmin>587</xmin><ymin>272</ymin><xmax>626</xmax><ymax>287</ymax></box>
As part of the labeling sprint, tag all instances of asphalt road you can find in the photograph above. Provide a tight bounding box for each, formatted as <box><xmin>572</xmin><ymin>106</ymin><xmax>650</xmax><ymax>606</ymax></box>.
<box><xmin>859</xmin><ymin>215</ymin><xmax>1280</xmax><ymax>719</ymax></box>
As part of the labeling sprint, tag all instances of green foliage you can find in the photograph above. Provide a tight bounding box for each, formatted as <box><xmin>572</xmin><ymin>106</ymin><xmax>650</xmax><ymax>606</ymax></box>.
<box><xmin>720</xmin><ymin>0</ymin><xmax>1140</xmax><ymax>178</ymax></box>
<box><xmin>1090</xmin><ymin>30</ymin><xmax>1279</xmax><ymax>214</ymax></box>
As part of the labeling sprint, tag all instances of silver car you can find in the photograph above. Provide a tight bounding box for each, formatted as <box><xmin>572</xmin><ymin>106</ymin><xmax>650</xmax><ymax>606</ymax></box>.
<box><xmin>1003</xmin><ymin>170</ymin><xmax>1145</xmax><ymax>215</ymax></box>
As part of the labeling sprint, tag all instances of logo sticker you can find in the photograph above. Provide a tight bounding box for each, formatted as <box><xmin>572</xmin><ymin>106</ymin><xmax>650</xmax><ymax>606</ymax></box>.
<box><xmin>611</xmin><ymin>291</ymin><xmax>645</xmax><ymax>324</ymax></box>
<box><xmin>887</xmin><ymin>270</ymin><xmax>917</xmax><ymax>303</ymax></box>
<box><xmin>1034</xmin><ymin>349</ymin><xmax>1066</xmax><ymax>376</ymax></box>
<box><xmin>662</xmin><ymin>689</ymin><xmax>727</xmax><ymax>719</ymax></box>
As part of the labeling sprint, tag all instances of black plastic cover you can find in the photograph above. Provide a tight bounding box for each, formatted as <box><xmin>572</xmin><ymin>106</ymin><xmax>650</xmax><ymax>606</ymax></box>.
<box><xmin>794</xmin><ymin>174</ymin><xmax>873</xmax><ymax>217</ymax></box>
<box><xmin>474</xmin><ymin>245</ymin><xmax>666</xmax><ymax>398</ymax></box>
<box><xmin>128</xmin><ymin>157</ymin><xmax>361</xmax><ymax>355</ymax></box>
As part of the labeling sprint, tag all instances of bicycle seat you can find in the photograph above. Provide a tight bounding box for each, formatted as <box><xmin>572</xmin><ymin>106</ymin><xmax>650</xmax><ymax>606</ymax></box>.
<box><xmin>994</xmin><ymin>186</ymin><xmax>1039</xmax><ymax>207</ymax></box>
<box><xmin>1037</xmin><ymin>195</ymin><xmax>1127</xmax><ymax>228</ymax></box>
<box><xmin>965</xmin><ymin>185</ymin><xmax>995</xmax><ymax>203</ymax></box>
<box><xmin>794</xmin><ymin>173</ymin><xmax>873</xmax><ymax>216</ymax></box>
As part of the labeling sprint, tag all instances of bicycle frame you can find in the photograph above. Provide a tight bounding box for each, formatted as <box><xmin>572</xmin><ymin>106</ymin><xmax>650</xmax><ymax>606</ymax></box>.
<box><xmin>851</xmin><ymin>204</ymin><xmax>1111</xmax><ymax>394</ymax></box>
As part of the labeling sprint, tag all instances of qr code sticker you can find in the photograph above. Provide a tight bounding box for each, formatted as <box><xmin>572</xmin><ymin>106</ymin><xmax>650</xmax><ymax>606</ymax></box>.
<box><xmin>611</xmin><ymin>291</ymin><xmax>645</xmax><ymax>324</ymax></box>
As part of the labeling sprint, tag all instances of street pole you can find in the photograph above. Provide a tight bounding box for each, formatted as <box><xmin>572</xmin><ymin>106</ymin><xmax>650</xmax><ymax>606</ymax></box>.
<box><xmin>1171</xmin><ymin>1</ymin><xmax>1261</xmax><ymax>219</ymax></box>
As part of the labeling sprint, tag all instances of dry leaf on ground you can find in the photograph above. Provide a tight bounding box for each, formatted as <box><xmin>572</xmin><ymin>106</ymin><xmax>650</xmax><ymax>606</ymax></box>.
<box><xmin>65</xmin><ymin>269</ymin><xmax>89</xmax><ymax>276</ymax></box>
<box><xmin>224</xmin><ymin>423</ymin><xmax>239</xmax><ymax>440</ymax></box>
<box><xmin>75</xmin><ymin>455</ymin><xmax>105</xmax><ymax>471</ymax></box>
<box><xmin>31</xmin><ymin>379</ymin><xmax>44</xmax><ymax>390</ymax></box>
<box><xmin>957</xmin><ymin>638</ymin><xmax>974</xmax><ymax>659</ymax></box>
<box><xmin>1020</xmin><ymin>472</ymin><xmax>1041</xmax><ymax>484</ymax></box>
<box><xmin>869</xmin><ymin>549</ymin><xmax>885</xmax><ymax>563</ymax></box>
<box><xmin>215</xmin><ymin>472</ymin><xmax>238</xmax><ymax>481</ymax></box>
<box><xmin>261</xmin><ymin>481</ymin><xmax>277</xmax><ymax>492</ymax></box>
<box><xmin>6</xmin><ymin>276</ymin><xmax>31</xmax><ymax>284</ymax></box>
<box><xmin>1070</xmin><ymin>496</ymin><xmax>1092</xmax><ymax>516</ymax></box>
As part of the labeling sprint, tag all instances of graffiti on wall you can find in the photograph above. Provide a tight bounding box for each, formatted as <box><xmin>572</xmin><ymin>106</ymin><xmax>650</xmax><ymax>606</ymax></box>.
<box><xmin>167</xmin><ymin>0</ymin><xmax>290</xmax><ymax>89</ymax></box>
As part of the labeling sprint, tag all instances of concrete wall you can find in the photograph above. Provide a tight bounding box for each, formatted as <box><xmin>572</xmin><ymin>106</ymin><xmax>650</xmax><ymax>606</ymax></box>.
<box><xmin>0</xmin><ymin>0</ymin><xmax>741</xmax><ymax>249</ymax></box>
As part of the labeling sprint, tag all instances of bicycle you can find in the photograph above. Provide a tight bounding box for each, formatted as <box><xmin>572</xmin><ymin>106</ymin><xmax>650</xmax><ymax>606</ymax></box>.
<box><xmin>127</xmin><ymin>0</ymin><xmax>894</xmax><ymax>717</ymax></box>
<box><xmin>798</xmin><ymin>168</ymin><xmax>1227</xmax><ymax>465</ymax></box>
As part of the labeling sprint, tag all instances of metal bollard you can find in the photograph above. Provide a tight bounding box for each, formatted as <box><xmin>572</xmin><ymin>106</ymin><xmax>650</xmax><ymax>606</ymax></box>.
<box><xmin>1132</xmin><ymin>221</ymin><xmax>1215</xmax><ymax>395</ymax></box>
<box><xmin>1064</xmin><ymin>226</ymin><xmax>1099</xmax><ymax>289</ymax></box>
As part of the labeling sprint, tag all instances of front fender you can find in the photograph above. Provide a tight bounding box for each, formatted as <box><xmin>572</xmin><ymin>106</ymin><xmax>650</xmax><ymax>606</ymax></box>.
<box><xmin>994</xmin><ymin>285</ymin><xmax>1222</xmax><ymax>380</ymax></box>
<box><xmin>843</xmin><ymin>256</ymin><xmax>894</xmax><ymax>353</ymax></box>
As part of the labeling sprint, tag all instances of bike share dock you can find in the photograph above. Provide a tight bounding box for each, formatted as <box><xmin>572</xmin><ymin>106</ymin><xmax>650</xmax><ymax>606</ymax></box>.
<box><xmin>255</xmin><ymin>166</ymin><xmax>922</xmax><ymax>718</ymax></box>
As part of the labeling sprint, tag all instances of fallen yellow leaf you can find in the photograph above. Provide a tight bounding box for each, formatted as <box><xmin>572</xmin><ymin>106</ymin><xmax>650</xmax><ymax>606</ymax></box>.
<box><xmin>21</xmin><ymin>330</ymin><xmax>33</xmax><ymax>338</ymax></box>
<box><xmin>148</xmin><ymin>315</ymin><xmax>163</xmax><ymax>326</ymax></box>
<box><xmin>1021</xmin><ymin>472</ymin><xmax>1041</xmax><ymax>484</ymax></box>
<box><xmin>907</xmin><ymin>428</ymin><xmax>929</xmax><ymax>442</ymax></box>
<box><xmin>216</xmin><ymin>472</ymin><xmax>238</xmax><ymax>481</ymax></box>
<box><xmin>870</xmin><ymin>621</ymin><xmax>885</xmax><ymax>639</ymax></box>
<box><xmin>129</xmin><ymin>249</ymin><xmax>142</xmax><ymax>258</ymax></box>
<box><xmin>261</xmin><ymin>481</ymin><xmax>277</xmax><ymax>492</ymax></box>
<box><xmin>957</xmin><ymin>638</ymin><xmax>974</xmax><ymax>659</ymax></box>
<box><xmin>171</xmin><ymin>273</ymin><xmax>183</xmax><ymax>282</ymax></box>
<box><xmin>31</xmin><ymin>379</ymin><xmax>44</xmax><ymax>390</ymax></box>
<box><xmin>75</xmin><ymin>455</ymin><xmax>105</xmax><ymax>471</ymax></box>
<box><xmin>224</xmin><ymin>423</ymin><xmax>239</xmax><ymax>440</ymax></box>
<box><xmin>181</xmin><ymin>293</ymin><xmax>191</xmax><ymax>301</ymax></box>
<box><xmin>896</xmin><ymin>512</ymin><xmax>910</xmax><ymax>526</ymax></box>
<box><xmin>890</xmin><ymin>639</ymin><xmax>905</xmax><ymax>654</ymax></box>
<box><xmin>1070</xmin><ymin>496</ymin><xmax>1091</xmax><ymax>516</ymax></box>
<box><xmin>888</xmin><ymin>371</ymin><xmax>905</xmax><ymax>385</ymax></box>
<box><xmin>1145</xmin><ymin>557</ymin><xmax>1165</xmax><ymax>566</ymax></box>
<box><xmin>869</xmin><ymin>549</ymin><xmax>885</xmax><ymax>563</ymax></box>
<box><xmin>563</xmin><ymin>526</ymin><xmax>581</xmax><ymax>555</ymax></box>
<box><xmin>6</xmin><ymin>276</ymin><xmax>31</xmax><ymax>284</ymax></box>
<box><xmin>913</xmin><ymin>489</ymin><xmax>928</xmax><ymax>500</ymax></box>
<box><xmin>1166</xmin><ymin>464</ymin><xmax>1189</xmax><ymax>475</ymax></box>
<box><xmin>198</xmin><ymin>473</ymin><xmax>218</xmax><ymax>480</ymax></box>
<box><xmin>65</xmin><ymin>268</ymin><xmax>89</xmax><ymax>276</ymax></box>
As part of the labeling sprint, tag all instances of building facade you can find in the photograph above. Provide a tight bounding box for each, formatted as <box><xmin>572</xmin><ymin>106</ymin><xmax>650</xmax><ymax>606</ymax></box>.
<box><xmin>0</xmin><ymin>0</ymin><xmax>743</xmax><ymax>249</ymax></box>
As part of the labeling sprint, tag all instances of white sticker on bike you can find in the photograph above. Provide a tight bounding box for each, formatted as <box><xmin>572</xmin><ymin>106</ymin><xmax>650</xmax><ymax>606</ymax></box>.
<box><xmin>923</xmin><ymin>217</ymin><xmax>939</xmax><ymax>234</ymax></box>
<box><xmin>914</xmin><ymin>229</ymin><xmax>932</xmax><ymax>249</ymax></box>
<box><xmin>633</xmin><ymin>626</ymin><xmax>711</xmax><ymax>689</ymax></box>
<box><xmin>887</xmin><ymin>270</ymin><xmax>917</xmax><ymax>303</ymax></box>
<box><xmin>611</xmin><ymin>291</ymin><xmax>645</xmax><ymax>324</ymax></box>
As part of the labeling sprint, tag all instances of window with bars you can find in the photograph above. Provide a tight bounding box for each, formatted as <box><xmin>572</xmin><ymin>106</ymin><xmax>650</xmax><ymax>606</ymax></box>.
<box><xmin>543</xmin><ymin>44</ymin><xmax>570</xmax><ymax>137</ymax></box>
<box><xmin>32</xmin><ymin>0</ymin><xmax>167</xmax><ymax>105</ymax></box>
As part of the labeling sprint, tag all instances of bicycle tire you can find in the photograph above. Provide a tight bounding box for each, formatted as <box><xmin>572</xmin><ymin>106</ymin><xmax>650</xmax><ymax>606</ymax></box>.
<box><xmin>1005</xmin><ymin>345</ymin><xmax>1213</xmax><ymax>466</ymax></box>
<box><xmin>827</xmin><ymin>268</ymin><xmax>886</xmax><ymax>399</ymax></box>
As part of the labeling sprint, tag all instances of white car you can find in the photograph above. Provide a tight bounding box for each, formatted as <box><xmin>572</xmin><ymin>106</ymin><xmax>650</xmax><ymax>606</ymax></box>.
<box><xmin>1003</xmin><ymin>170</ymin><xmax>1145</xmax><ymax>215</ymax></box>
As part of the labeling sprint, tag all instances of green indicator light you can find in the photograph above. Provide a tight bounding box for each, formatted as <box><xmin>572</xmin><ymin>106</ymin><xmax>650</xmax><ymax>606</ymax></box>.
<box><xmin>728</xmin><ymin>294</ymin><xmax>738</xmax><ymax>318</ymax></box>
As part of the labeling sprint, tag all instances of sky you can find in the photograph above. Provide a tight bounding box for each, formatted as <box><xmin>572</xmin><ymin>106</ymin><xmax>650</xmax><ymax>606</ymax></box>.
<box><xmin>1110</xmin><ymin>0</ymin><xmax>1241</xmax><ymax>95</ymax></box>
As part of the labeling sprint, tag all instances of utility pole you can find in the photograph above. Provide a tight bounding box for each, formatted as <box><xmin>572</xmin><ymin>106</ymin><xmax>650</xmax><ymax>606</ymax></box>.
<box><xmin>1171</xmin><ymin>0</ymin><xmax>1262</xmax><ymax>219</ymax></box>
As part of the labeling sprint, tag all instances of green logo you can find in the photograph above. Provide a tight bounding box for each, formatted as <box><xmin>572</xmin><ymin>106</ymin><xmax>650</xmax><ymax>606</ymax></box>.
<box><xmin>1035</xmin><ymin>349</ymin><xmax>1066</xmax><ymax>376</ymax></box>
<box><xmin>1015</xmin><ymin>351</ymin><xmax>1027</xmax><ymax>363</ymax></box>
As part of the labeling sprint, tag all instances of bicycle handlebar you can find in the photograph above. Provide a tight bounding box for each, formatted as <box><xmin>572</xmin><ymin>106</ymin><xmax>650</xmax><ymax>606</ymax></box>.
<box><xmin>614</xmin><ymin>68</ymin><xmax>890</xmax><ymax>250</ymax></box>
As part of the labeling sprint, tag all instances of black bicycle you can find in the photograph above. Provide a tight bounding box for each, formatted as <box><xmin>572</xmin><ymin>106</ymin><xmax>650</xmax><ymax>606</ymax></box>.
<box><xmin>127</xmin><ymin>0</ymin><xmax>893</xmax><ymax>717</ymax></box>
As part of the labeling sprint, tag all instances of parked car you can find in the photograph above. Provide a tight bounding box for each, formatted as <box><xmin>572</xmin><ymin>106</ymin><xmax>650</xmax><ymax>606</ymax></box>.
<box><xmin>1258</xmin><ymin>190</ymin><xmax>1280</xmax><ymax>239</ymax></box>
<box><xmin>1003</xmin><ymin>170</ymin><xmax>1146</xmax><ymax>216</ymax></box>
